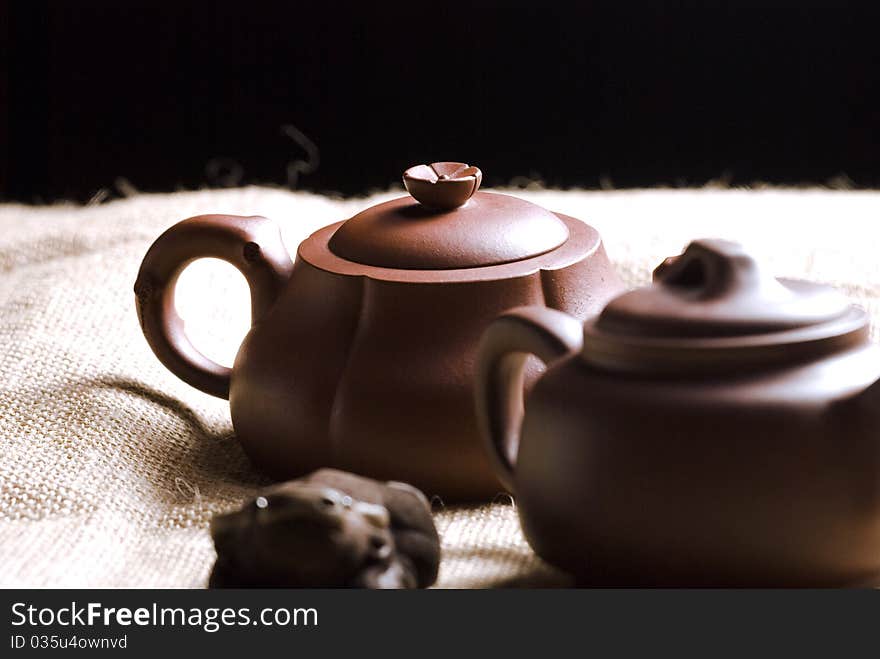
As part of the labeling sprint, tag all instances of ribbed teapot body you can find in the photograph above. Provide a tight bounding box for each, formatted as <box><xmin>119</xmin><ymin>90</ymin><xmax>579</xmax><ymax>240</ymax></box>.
<box><xmin>230</xmin><ymin>217</ymin><xmax>623</xmax><ymax>501</ymax></box>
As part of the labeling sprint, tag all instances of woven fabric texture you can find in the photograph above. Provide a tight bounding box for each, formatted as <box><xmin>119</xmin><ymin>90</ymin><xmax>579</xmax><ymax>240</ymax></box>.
<box><xmin>1</xmin><ymin>186</ymin><xmax>878</xmax><ymax>588</ymax></box>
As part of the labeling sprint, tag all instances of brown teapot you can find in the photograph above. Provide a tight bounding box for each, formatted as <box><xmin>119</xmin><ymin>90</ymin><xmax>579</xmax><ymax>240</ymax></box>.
<box><xmin>476</xmin><ymin>239</ymin><xmax>880</xmax><ymax>585</ymax></box>
<box><xmin>135</xmin><ymin>163</ymin><xmax>623</xmax><ymax>500</ymax></box>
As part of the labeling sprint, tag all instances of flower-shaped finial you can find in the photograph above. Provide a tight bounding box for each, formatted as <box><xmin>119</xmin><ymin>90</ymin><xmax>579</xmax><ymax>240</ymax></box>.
<box><xmin>403</xmin><ymin>162</ymin><xmax>482</xmax><ymax>210</ymax></box>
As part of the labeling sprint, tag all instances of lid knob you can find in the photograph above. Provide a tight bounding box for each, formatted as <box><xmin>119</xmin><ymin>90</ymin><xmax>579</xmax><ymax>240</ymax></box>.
<box><xmin>403</xmin><ymin>162</ymin><xmax>482</xmax><ymax>210</ymax></box>
<box><xmin>652</xmin><ymin>239</ymin><xmax>761</xmax><ymax>299</ymax></box>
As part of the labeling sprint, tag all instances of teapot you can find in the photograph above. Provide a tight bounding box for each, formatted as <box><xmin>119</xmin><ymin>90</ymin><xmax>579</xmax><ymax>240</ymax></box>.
<box><xmin>135</xmin><ymin>163</ymin><xmax>623</xmax><ymax>500</ymax></box>
<box><xmin>476</xmin><ymin>239</ymin><xmax>880</xmax><ymax>585</ymax></box>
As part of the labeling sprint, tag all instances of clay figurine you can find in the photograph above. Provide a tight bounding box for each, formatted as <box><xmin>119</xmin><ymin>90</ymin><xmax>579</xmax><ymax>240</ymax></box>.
<box><xmin>209</xmin><ymin>469</ymin><xmax>440</xmax><ymax>588</ymax></box>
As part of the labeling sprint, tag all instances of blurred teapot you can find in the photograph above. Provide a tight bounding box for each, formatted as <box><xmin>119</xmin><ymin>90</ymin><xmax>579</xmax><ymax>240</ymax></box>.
<box><xmin>135</xmin><ymin>163</ymin><xmax>623</xmax><ymax>500</ymax></box>
<box><xmin>476</xmin><ymin>239</ymin><xmax>880</xmax><ymax>585</ymax></box>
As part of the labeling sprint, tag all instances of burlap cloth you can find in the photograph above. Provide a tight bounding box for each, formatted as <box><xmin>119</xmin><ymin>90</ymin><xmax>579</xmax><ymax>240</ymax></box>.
<box><xmin>2</xmin><ymin>186</ymin><xmax>879</xmax><ymax>588</ymax></box>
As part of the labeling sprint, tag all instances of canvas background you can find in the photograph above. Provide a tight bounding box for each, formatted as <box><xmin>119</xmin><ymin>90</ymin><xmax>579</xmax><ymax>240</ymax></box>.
<box><xmin>1</xmin><ymin>186</ymin><xmax>878</xmax><ymax>587</ymax></box>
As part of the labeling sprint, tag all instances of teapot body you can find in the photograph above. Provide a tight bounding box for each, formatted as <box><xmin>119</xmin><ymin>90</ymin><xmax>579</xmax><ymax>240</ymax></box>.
<box><xmin>514</xmin><ymin>341</ymin><xmax>880</xmax><ymax>585</ymax></box>
<box><xmin>229</xmin><ymin>217</ymin><xmax>622</xmax><ymax>501</ymax></box>
<box><xmin>476</xmin><ymin>240</ymin><xmax>880</xmax><ymax>585</ymax></box>
<box><xmin>135</xmin><ymin>166</ymin><xmax>624</xmax><ymax>501</ymax></box>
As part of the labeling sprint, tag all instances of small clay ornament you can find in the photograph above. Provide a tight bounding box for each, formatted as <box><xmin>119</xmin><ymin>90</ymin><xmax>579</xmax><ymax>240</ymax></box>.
<box><xmin>209</xmin><ymin>469</ymin><xmax>440</xmax><ymax>588</ymax></box>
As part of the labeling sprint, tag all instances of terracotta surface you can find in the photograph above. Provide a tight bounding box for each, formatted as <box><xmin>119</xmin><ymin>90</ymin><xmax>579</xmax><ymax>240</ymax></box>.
<box><xmin>476</xmin><ymin>239</ymin><xmax>880</xmax><ymax>586</ymax></box>
<box><xmin>135</xmin><ymin>166</ymin><xmax>623</xmax><ymax>500</ymax></box>
<box><xmin>328</xmin><ymin>191</ymin><xmax>570</xmax><ymax>270</ymax></box>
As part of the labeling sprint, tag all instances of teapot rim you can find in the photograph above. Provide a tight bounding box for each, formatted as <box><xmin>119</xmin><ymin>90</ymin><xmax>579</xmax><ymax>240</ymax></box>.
<box><xmin>580</xmin><ymin>304</ymin><xmax>869</xmax><ymax>376</ymax></box>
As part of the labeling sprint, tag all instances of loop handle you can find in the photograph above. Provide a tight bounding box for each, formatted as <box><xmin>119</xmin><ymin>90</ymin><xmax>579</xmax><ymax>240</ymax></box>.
<box><xmin>134</xmin><ymin>214</ymin><xmax>293</xmax><ymax>399</ymax></box>
<box><xmin>474</xmin><ymin>306</ymin><xmax>583</xmax><ymax>492</ymax></box>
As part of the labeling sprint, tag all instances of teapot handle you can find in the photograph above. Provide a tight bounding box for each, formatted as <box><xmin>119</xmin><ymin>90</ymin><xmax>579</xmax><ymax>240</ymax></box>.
<box><xmin>134</xmin><ymin>214</ymin><xmax>294</xmax><ymax>399</ymax></box>
<box><xmin>475</xmin><ymin>306</ymin><xmax>583</xmax><ymax>492</ymax></box>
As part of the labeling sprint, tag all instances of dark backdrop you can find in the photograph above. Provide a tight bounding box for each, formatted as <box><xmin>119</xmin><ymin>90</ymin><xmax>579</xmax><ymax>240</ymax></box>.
<box><xmin>2</xmin><ymin>0</ymin><xmax>879</xmax><ymax>202</ymax></box>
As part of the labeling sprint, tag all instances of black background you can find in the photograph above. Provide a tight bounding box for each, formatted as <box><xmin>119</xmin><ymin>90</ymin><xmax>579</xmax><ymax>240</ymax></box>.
<box><xmin>2</xmin><ymin>0</ymin><xmax>879</xmax><ymax>202</ymax></box>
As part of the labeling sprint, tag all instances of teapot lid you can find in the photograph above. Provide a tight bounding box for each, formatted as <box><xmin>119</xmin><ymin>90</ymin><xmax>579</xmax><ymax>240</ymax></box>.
<box><xmin>328</xmin><ymin>162</ymin><xmax>569</xmax><ymax>270</ymax></box>
<box><xmin>582</xmin><ymin>239</ymin><xmax>865</xmax><ymax>372</ymax></box>
<box><xmin>597</xmin><ymin>239</ymin><xmax>851</xmax><ymax>338</ymax></box>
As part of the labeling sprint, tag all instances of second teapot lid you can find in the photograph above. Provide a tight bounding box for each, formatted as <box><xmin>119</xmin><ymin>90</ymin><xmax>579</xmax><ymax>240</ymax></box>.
<box><xmin>594</xmin><ymin>239</ymin><xmax>852</xmax><ymax>339</ymax></box>
<box><xmin>327</xmin><ymin>162</ymin><xmax>570</xmax><ymax>270</ymax></box>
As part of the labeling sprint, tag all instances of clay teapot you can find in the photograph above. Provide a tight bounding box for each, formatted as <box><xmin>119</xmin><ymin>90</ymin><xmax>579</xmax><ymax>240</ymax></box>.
<box><xmin>476</xmin><ymin>239</ymin><xmax>880</xmax><ymax>585</ymax></box>
<box><xmin>135</xmin><ymin>163</ymin><xmax>623</xmax><ymax>500</ymax></box>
